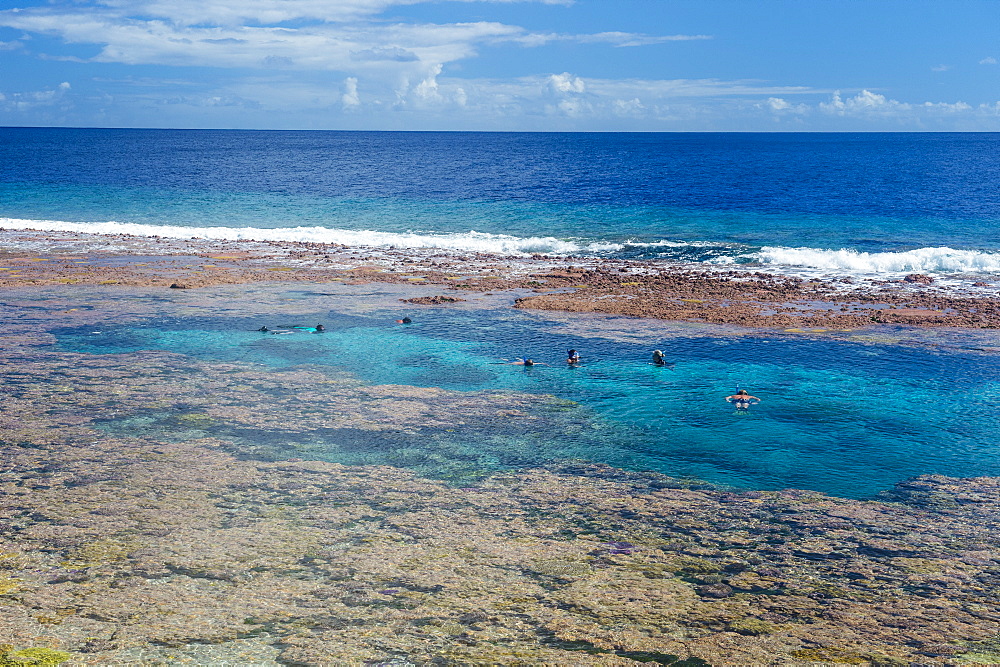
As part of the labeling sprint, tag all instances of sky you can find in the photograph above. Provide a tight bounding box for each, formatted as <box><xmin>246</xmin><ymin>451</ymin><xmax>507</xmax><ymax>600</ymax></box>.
<box><xmin>0</xmin><ymin>0</ymin><xmax>998</xmax><ymax>131</ymax></box>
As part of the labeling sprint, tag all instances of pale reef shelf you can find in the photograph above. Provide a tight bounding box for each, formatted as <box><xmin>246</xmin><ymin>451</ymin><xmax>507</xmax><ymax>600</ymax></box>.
<box><xmin>3</xmin><ymin>228</ymin><xmax>1000</xmax><ymax>329</ymax></box>
<box><xmin>0</xmin><ymin>232</ymin><xmax>1000</xmax><ymax>664</ymax></box>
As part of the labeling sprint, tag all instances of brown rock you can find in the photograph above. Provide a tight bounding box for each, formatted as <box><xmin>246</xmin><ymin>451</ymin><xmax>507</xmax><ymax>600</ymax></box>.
<box><xmin>697</xmin><ymin>583</ymin><xmax>734</xmax><ymax>598</ymax></box>
<box><xmin>400</xmin><ymin>295</ymin><xmax>466</xmax><ymax>305</ymax></box>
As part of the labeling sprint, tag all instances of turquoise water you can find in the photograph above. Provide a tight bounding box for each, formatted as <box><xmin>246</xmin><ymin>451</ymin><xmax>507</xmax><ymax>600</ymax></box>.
<box><xmin>55</xmin><ymin>304</ymin><xmax>1000</xmax><ymax>499</ymax></box>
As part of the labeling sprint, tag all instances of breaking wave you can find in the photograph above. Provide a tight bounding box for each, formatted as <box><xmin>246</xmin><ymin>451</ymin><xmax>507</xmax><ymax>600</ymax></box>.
<box><xmin>755</xmin><ymin>246</ymin><xmax>1000</xmax><ymax>275</ymax></box>
<box><xmin>0</xmin><ymin>218</ymin><xmax>622</xmax><ymax>256</ymax></box>
<box><xmin>5</xmin><ymin>218</ymin><xmax>1000</xmax><ymax>278</ymax></box>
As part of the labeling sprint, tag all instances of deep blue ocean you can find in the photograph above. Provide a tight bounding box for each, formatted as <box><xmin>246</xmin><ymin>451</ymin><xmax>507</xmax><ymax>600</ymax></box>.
<box><xmin>3</xmin><ymin>128</ymin><xmax>1000</xmax><ymax>279</ymax></box>
<box><xmin>4</xmin><ymin>128</ymin><xmax>1000</xmax><ymax>497</ymax></box>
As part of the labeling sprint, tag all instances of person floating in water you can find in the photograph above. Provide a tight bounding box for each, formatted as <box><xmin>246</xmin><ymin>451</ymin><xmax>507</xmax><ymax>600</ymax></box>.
<box><xmin>726</xmin><ymin>389</ymin><xmax>761</xmax><ymax>412</ymax></box>
<box><xmin>567</xmin><ymin>349</ymin><xmax>580</xmax><ymax>365</ymax></box>
<box><xmin>506</xmin><ymin>358</ymin><xmax>545</xmax><ymax>366</ymax></box>
<box><xmin>260</xmin><ymin>324</ymin><xmax>325</xmax><ymax>333</ymax></box>
<box><xmin>395</xmin><ymin>317</ymin><xmax>412</xmax><ymax>324</ymax></box>
<box><xmin>257</xmin><ymin>325</ymin><xmax>291</xmax><ymax>335</ymax></box>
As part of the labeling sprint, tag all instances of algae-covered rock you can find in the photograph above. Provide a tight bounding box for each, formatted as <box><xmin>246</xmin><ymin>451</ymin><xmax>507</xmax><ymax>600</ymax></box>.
<box><xmin>726</xmin><ymin>617</ymin><xmax>776</xmax><ymax>636</ymax></box>
<box><xmin>0</xmin><ymin>576</ymin><xmax>20</xmax><ymax>595</ymax></box>
<box><xmin>0</xmin><ymin>646</ymin><xmax>73</xmax><ymax>667</ymax></box>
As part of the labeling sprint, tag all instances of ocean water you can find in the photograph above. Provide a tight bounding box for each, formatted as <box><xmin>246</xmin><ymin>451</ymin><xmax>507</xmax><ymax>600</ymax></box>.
<box><xmin>53</xmin><ymin>300</ymin><xmax>1000</xmax><ymax>499</ymax></box>
<box><xmin>5</xmin><ymin>128</ymin><xmax>1000</xmax><ymax>498</ymax></box>
<box><xmin>3</xmin><ymin>128</ymin><xmax>1000</xmax><ymax>279</ymax></box>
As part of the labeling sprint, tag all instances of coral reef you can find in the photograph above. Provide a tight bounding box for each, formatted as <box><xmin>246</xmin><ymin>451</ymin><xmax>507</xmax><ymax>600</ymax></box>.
<box><xmin>1</xmin><ymin>282</ymin><xmax>999</xmax><ymax>665</ymax></box>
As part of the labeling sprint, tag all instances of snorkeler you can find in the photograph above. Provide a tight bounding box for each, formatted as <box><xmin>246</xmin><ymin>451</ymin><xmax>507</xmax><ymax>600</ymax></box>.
<box><xmin>725</xmin><ymin>389</ymin><xmax>761</xmax><ymax>411</ymax></box>
<box><xmin>395</xmin><ymin>317</ymin><xmax>412</xmax><ymax>324</ymax></box>
<box><xmin>648</xmin><ymin>350</ymin><xmax>675</xmax><ymax>369</ymax></box>
<box><xmin>257</xmin><ymin>326</ymin><xmax>269</xmax><ymax>332</ymax></box>
<box><xmin>567</xmin><ymin>349</ymin><xmax>580</xmax><ymax>365</ymax></box>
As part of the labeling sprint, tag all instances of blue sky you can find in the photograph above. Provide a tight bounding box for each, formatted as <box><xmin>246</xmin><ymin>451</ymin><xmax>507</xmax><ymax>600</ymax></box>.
<box><xmin>1</xmin><ymin>0</ymin><xmax>998</xmax><ymax>130</ymax></box>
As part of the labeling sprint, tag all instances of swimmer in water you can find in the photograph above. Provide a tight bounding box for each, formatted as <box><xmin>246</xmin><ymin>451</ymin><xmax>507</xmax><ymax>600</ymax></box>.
<box><xmin>649</xmin><ymin>350</ymin><xmax>675</xmax><ymax>369</ymax></box>
<box><xmin>315</xmin><ymin>324</ymin><xmax>325</xmax><ymax>332</ymax></box>
<box><xmin>567</xmin><ymin>349</ymin><xmax>580</xmax><ymax>365</ymax></box>
<box><xmin>506</xmin><ymin>358</ymin><xmax>545</xmax><ymax>366</ymax></box>
<box><xmin>725</xmin><ymin>389</ymin><xmax>761</xmax><ymax>411</ymax></box>
<box><xmin>395</xmin><ymin>317</ymin><xmax>412</xmax><ymax>324</ymax></box>
<box><xmin>257</xmin><ymin>326</ymin><xmax>269</xmax><ymax>332</ymax></box>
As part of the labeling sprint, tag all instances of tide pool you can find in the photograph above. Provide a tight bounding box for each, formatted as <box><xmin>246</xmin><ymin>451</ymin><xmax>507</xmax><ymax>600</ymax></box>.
<box><xmin>53</xmin><ymin>294</ymin><xmax>1000</xmax><ymax>499</ymax></box>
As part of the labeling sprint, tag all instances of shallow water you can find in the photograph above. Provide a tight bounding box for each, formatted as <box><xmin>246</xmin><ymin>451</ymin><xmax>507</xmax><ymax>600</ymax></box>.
<box><xmin>51</xmin><ymin>290</ymin><xmax>1000</xmax><ymax>499</ymax></box>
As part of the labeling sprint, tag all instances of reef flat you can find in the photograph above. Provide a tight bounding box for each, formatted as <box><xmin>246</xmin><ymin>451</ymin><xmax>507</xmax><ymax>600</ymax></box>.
<box><xmin>0</xmin><ymin>273</ymin><xmax>999</xmax><ymax>664</ymax></box>
<box><xmin>3</xmin><ymin>228</ymin><xmax>1000</xmax><ymax>329</ymax></box>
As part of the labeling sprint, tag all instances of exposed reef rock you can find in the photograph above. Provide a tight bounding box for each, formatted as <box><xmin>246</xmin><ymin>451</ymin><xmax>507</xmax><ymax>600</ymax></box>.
<box><xmin>1</xmin><ymin>229</ymin><xmax>999</xmax><ymax>329</ymax></box>
<box><xmin>400</xmin><ymin>295</ymin><xmax>466</xmax><ymax>305</ymax></box>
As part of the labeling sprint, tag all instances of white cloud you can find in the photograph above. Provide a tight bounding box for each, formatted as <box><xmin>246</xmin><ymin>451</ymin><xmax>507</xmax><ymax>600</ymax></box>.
<box><xmin>84</xmin><ymin>0</ymin><xmax>572</xmax><ymax>28</ymax></box>
<box><xmin>413</xmin><ymin>63</ymin><xmax>443</xmax><ymax>102</ymax></box>
<box><xmin>548</xmin><ymin>72</ymin><xmax>585</xmax><ymax>94</ymax></box>
<box><xmin>760</xmin><ymin>97</ymin><xmax>807</xmax><ymax>114</ymax></box>
<box><xmin>819</xmin><ymin>89</ymin><xmax>910</xmax><ymax>116</ymax></box>
<box><xmin>553</xmin><ymin>98</ymin><xmax>588</xmax><ymax>116</ymax></box>
<box><xmin>0</xmin><ymin>1</ymin><xmax>701</xmax><ymax>80</ymax></box>
<box><xmin>516</xmin><ymin>31</ymin><xmax>711</xmax><ymax>48</ymax></box>
<box><xmin>816</xmin><ymin>90</ymin><xmax>974</xmax><ymax>121</ymax></box>
<box><xmin>922</xmin><ymin>100</ymin><xmax>971</xmax><ymax>112</ymax></box>
<box><xmin>0</xmin><ymin>81</ymin><xmax>71</xmax><ymax>111</ymax></box>
<box><xmin>5</xmin><ymin>1</ymin><xmax>996</xmax><ymax>130</ymax></box>
<box><xmin>611</xmin><ymin>97</ymin><xmax>644</xmax><ymax>117</ymax></box>
<box><xmin>342</xmin><ymin>76</ymin><xmax>360</xmax><ymax>108</ymax></box>
<box><xmin>0</xmin><ymin>11</ymin><xmax>522</xmax><ymax>77</ymax></box>
<box><xmin>931</xmin><ymin>64</ymin><xmax>950</xmax><ymax>72</ymax></box>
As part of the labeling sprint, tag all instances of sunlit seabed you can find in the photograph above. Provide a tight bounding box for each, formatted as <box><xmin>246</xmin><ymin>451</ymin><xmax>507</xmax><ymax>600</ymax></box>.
<box><xmin>50</xmin><ymin>299</ymin><xmax>1000</xmax><ymax>500</ymax></box>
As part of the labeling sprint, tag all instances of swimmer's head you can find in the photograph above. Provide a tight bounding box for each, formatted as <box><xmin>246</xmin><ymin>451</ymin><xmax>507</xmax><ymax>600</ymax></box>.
<box><xmin>315</xmin><ymin>324</ymin><xmax>325</xmax><ymax>331</ymax></box>
<box><xmin>737</xmin><ymin>389</ymin><xmax>748</xmax><ymax>395</ymax></box>
<box><xmin>524</xmin><ymin>359</ymin><xmax>534</xmax><ymax>366</ymax></box>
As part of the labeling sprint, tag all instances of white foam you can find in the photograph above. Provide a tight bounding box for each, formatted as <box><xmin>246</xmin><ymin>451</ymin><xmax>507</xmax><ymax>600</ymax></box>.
<box><xmin>5</xmin><ymin>218</ymin><xmax>999</xmax><ymax>281</ymax></box>
<box><xmin>0</xmin><ymin>218</ymin><xmax>620</xmax><ymax>257</ymax></box>
<box><xmin>755</xmin><ymin>246</ymin><xmax>1000</xmax><ymax>275</ymax></box>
